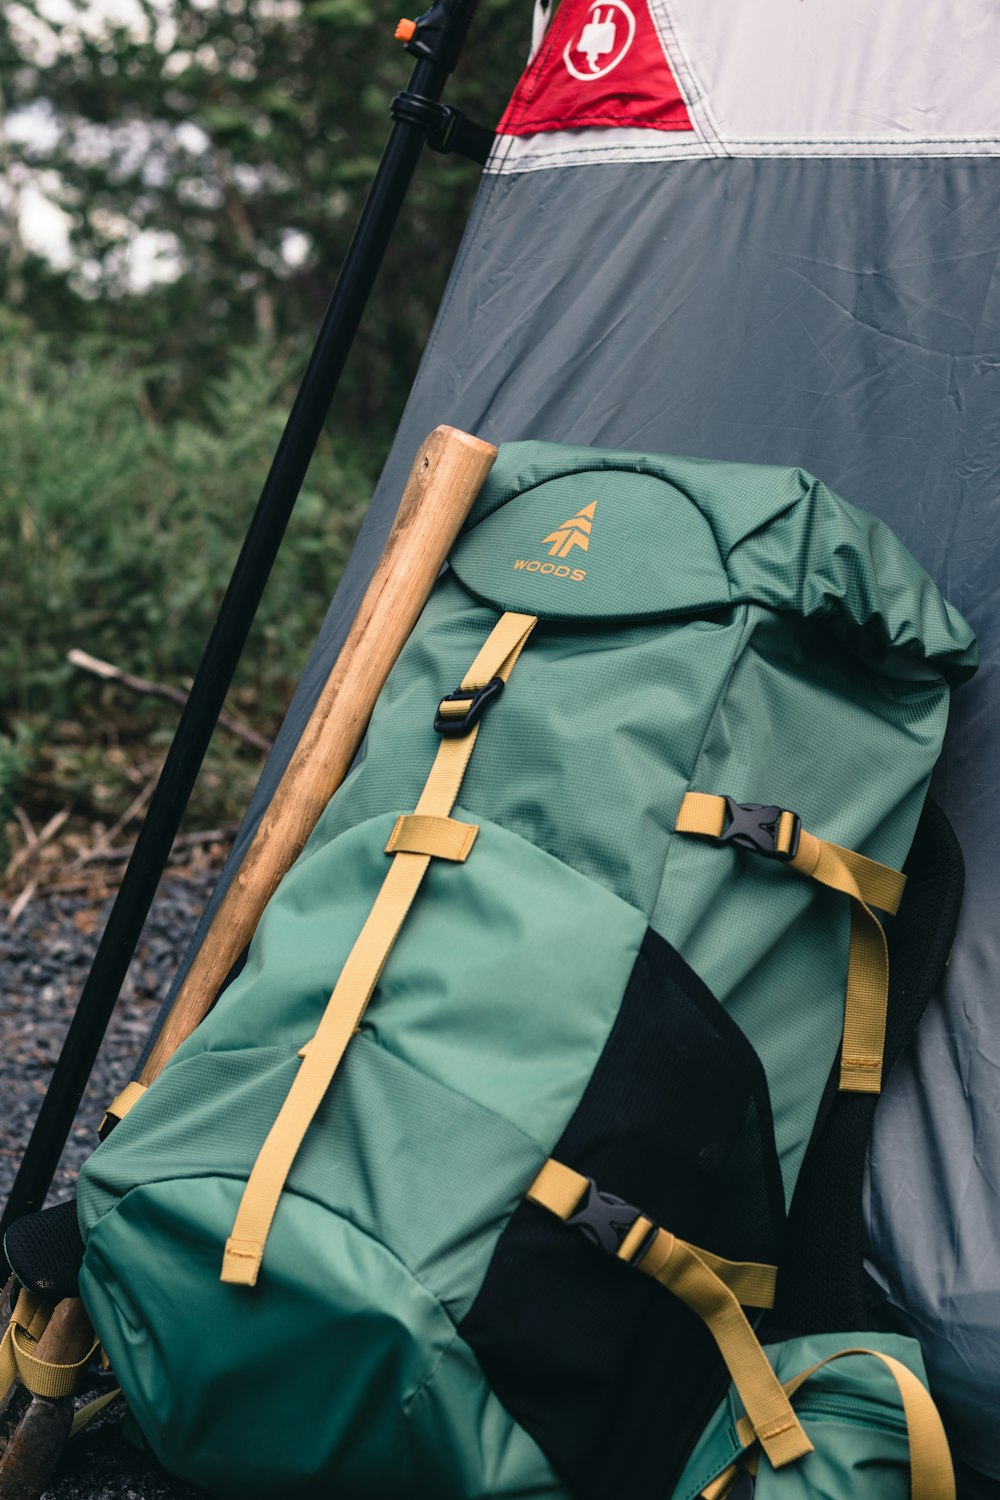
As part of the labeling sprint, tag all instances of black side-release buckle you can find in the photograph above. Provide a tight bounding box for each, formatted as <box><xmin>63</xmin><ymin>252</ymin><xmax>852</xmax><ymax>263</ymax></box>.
<box><xmin>566</xmin><ymin>1179</ymin><xmax>658</xmax><ymax>1265</ymax></box>
<box><xmin>433</xmin><ymin>676</ymin><xmax>505</xmax><ymax>737</ymax></box>
<box><xmin>717</xmin><ymin>796</ymin><xmax>801</xmax><ymax>861</ymax></box>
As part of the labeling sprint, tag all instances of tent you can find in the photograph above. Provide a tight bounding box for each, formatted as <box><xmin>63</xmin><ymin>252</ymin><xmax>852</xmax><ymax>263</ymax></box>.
<box><xmin>7</xmin><ymin>0</ymin><xmax>1000</xmax><ymax>1491</ymax></box>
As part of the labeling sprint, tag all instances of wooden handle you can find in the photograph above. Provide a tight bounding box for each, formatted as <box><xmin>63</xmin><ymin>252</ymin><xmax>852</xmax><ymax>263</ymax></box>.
<box><xmin>0</xmin><ymin>1300</ymin><xmax>95</xmax><ymax>1497</ymax></box>
<box><xmin>31</xmin><ymin>1298</ymin><xmax>95</xmax><ymax>1366</ymax></box>
<box><xmin>142</xmin><ymin>424</ymin><xmax>496</xmax><ymax>1082</ymax></box>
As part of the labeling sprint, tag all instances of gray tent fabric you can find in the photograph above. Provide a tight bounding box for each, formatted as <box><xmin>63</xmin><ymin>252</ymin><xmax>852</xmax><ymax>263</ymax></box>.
<box><xmin>163</xmin><ymin>2</ymin><xmax>1000</xmax><ymax>1484</ymax></box>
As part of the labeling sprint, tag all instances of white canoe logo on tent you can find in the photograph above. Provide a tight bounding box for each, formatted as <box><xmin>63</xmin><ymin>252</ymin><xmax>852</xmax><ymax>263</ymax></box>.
<box><xmin>564</xmin><ymin>1</ymin><xmax>636</xmax><ymax>81</ymax></box>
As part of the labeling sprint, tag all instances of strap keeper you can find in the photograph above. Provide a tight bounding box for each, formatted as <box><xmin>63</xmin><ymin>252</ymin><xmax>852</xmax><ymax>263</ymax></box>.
<box><xmin>385</xmin><ymin>813</ymin><xmax>479</xmax><ymax>862</ymax></box>
<box><xmin>98</xmin><ymin>1079</ymin><xmax>148</xmax><ymax>1141</ymax></box>
<box><xmin>434</xmin><ymin>676</ymin><xmax>505</xmax><ymax>736</ymax></box>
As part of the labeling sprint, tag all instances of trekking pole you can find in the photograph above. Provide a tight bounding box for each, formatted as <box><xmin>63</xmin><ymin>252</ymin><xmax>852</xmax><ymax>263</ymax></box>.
<box><xmin>0</xmin><ymin>424</ymin><xmax>496</xmax><ymax>1500</ymax></box>
<box><xmin>0</xmin><ymin>0</ymin><xmax>493</xmax><ymax>1241</ymax></box>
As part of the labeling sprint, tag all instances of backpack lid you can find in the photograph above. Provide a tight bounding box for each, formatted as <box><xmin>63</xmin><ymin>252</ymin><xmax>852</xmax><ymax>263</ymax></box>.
<box><xmin>449</xmin><ymin>441</ymin><xmax>977</xmax><ymax>684</ymax></box>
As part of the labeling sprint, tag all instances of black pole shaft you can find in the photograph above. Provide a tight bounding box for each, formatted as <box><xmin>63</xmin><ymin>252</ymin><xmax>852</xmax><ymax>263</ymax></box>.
<box><xmin>1</xmin><ymin>40</ymin><xmax>469</xmax><ymax>1239</ymax></box>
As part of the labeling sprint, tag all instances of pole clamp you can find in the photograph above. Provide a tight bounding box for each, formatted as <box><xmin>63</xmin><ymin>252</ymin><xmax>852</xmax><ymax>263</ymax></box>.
<box><xmin>390</xmin><ymin>91</ymin><xmax>495</xmax><ymax>164</ymax></box>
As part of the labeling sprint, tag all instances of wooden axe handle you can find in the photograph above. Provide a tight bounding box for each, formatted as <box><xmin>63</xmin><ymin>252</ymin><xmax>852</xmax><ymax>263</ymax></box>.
<box><xmin>29</xmin><ymin>1297</ymin><xmax>95</xmax><ymax>1367</ymax></box>
<box><xmin>142</xmin><ymin>424</ymin><xmax>496</xmax><ymax>1082</ymax></box>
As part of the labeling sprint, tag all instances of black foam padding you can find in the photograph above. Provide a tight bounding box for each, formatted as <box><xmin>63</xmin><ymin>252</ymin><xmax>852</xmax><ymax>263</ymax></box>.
<box><xmin>4</xmin><ymin>1199</ymin><xmax>84</xmax><ymax>1300</ymax></box>
<box><xmin>770</xmin><ymin>797</ymin><xmax>965</xmax><ymax>1335</ymax></box>
<box><xmin>460</xmin><ymin>929</ymin><xmax>785</xmax><ymax>1500</ymax></box>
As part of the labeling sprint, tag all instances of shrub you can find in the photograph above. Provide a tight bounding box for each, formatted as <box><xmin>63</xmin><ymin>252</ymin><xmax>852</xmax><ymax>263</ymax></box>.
<box><xmin>0</xmin><ymin>315</ymin><xmax>389</xmax><ymax>838</ymax></box>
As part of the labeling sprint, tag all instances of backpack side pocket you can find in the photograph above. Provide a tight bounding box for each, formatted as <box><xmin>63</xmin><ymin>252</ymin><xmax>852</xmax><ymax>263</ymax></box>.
<box><xmin>673</xmin><ymin>1333</ymin><xmax>954</xmax><ymax>1500</ymax></box>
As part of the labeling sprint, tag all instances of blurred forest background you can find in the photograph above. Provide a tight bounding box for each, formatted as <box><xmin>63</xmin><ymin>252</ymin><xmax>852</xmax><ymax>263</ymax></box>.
<box><xmin>0</xmin><ymin>0</ymin><xmax>528</xmax><ymax>902</ymax></box>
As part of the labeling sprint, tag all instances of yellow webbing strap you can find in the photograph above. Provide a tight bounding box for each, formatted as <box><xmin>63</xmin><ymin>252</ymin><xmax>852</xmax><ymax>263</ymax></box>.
<box><xmin>69</xmin><ymin>1385</ymin><xmax>122</xmax><ymax>1438</ymax></box>
<box><xmin>701</xmin><ymin>1451</ymin><xmax>759</xmax><ymax>1500</ymax></box>
<box><xmin>701</xmin><ymin>1346</ymin><xmax>954</xmax><ymax>1500</ymax></box>
<box><xmin>527</xmin><ymin>1160</ymin><xmax>811</xmax><ymax>1470</ymax></box>
<box><xmin>98</xmin><ymin>1079</ymin><xmax>148</xmax><ymax>1138</ymax></box>
<box><xmin>0</xmin><ymin>1289</ymin><xmax>99</xmax><ymax>1401</ymax></box>
<box><xmin>221</xmin><ymin>611</ymin><xmax>537</xmax><ymax>1286</ymax></box>
<box><xmin>674</xmin><ymin>792</ymin><xmax>906</xmax><ymax>1094</ymax></box>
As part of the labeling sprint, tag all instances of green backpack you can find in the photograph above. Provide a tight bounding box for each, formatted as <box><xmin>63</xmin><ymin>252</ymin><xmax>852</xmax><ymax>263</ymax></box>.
<box><xmin>77</xmin><ymin>442</ymin><xmax>975</xmax><ymax>1498</ymax></box>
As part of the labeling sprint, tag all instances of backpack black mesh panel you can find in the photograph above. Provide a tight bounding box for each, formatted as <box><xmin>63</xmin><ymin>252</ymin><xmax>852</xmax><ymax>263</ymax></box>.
<box><xmin>4</xmin><ymin>1199</ymin><xmax>84</xmax><ymax>1300</ymax></box>
<box><xmin>460</xmin><ymin>928</ymin><xmax>785</xmax><ymax>1500</ymax></box>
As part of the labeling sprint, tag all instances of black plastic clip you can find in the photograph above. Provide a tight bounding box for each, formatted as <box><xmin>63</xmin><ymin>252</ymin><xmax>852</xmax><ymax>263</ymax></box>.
<box><xmin>434</xmin><ymin>676</ymin><xmax>505</xmax><ymax>736</ymax></box>
<box><xmin>390</xmin><ymin>92</ymin><xmax>495</xmax><ymax>165</ymax></box>
<box><xmin>717</xmin><ymin>796</ymin><xmax>801</xmax><ymax>862</ymax></box>
<box><xmin>396</xmin><ymin>0</ymin><xmax>469</xmax><ymax>71</ymax></box>
<box><xmin>566</xmin><ymin>1179</ymin><xmax>658</xmax><ymax>1265</ymax></box>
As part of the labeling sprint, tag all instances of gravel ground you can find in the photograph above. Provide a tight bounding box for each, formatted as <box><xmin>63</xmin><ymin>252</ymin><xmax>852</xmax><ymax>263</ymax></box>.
<box><xmin>1</xmin><ymin>872</ymin><xmax>216</xmax><ymax>1499</ymax></box>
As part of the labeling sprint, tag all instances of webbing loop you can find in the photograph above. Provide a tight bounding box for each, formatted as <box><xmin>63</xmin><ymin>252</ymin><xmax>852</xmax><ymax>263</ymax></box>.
<box><xmin>0</xmin><ymin>1289</ymin><xmax>98</xmax><ymax>1401</ymax></box>
<box><xmin>221</xmin><ymin>612</ymin><xmax>537</xmax><ymax>1286</ymax></box>
<box><xmin>98</xmin><ymin>1078</ymin><xmax>148</xmax><ymax>1140</ymax></box>
<box><xmin>526</xmin><ymin>1160</ymin><xmax>810</xmax><ymax>1471</ymax></box>
<box><xmin>675</xmin><ymin>791</ymin><xmax>906</xmax><ymax>1094</ymax></box>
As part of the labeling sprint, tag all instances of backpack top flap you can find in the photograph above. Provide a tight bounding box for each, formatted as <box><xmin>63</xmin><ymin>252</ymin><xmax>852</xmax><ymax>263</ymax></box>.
<box><xmin>449</xmin><ymin>441</ymin><xmax>977</xmax><ymax>684</ymax></box>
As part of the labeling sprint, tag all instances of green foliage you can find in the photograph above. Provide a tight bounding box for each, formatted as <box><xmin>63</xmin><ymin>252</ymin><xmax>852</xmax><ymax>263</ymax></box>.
<box><xmin>2</xmin><ymin>0</ymin><xmax>530</xmax><ymax>421</ymax></box>
<box><xmin>0</xmin><ymin>0</ymin><xmax>531</xmax><ymax>844</ymax></box>
<box><xmin>0</xmin><ymin>726</ymin><xmax>29</xmax><ymax>865</ymax></box>
<box><xmin>0</xmin><ymin>311</ymin><xmax>386</xmax><ymax>829</ymax></box>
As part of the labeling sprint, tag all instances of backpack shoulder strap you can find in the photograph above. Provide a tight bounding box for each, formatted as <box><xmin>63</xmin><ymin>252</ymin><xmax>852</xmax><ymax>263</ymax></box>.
<box><xmin>770</xmin><ymin>797</ymin><xmax>965</xmax><ymax>1334</ymax></box>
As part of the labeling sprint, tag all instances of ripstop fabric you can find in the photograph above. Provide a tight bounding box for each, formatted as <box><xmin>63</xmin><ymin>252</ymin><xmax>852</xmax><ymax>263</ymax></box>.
<box><xmin>80</xmin><ymin>444</ymin><xmax>974</xmax><ymax>1497</ymax></box>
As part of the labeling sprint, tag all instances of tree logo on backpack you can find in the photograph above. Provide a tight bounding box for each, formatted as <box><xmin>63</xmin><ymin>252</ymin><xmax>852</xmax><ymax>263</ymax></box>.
<box><xmin>542</xmin><ymin>501</ymin><xmax>597</xmax><ymax>557</ymax></box>
<box><xmin>564</xmin><ymin>2</ymin><xmax>636</xmax><ymax>81</ymax></box>
<box><xmin>513</xmin><ymin>501</ymin><xmax>596</xmax><ymax>581</ymax></box>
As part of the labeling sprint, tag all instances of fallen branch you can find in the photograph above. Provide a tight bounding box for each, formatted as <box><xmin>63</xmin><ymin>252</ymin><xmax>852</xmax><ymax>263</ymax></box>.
<box><xmin>84</xmin><ymin>826</ymin><xmax>238</xmax><ymax>863</ymax></box>
<box><xmin>5</xmin><ymin>807</ymin><xmax>72</xmax><ymax>881</ymax></box>
<box><xmin>35</xmin><ymin>878</ymin><xmax>102</xmax><ymax>895</ymax></box>
<box><xmin>67</xmin><ymin>649</ymin><xmax>273</xmax><ymax>754</ymax></box>
<box><xmin>14</xmin><ymin>806</ymin><xmax>37</xmax><ymax>848</ymax></box>
<box><xmin>7</xmin><ymin>878</ymin><xmax>38</xmax><ymax>926</ymax></box>
<box><xmin>69</xmin><ymin>775</ymin><xmax>158</xmax><ymax>872</ymax></box>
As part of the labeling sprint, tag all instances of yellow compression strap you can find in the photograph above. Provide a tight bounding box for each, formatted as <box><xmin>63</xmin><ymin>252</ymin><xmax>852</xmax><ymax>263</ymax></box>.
<box><xmin>0</xmin><ymin>1289</ymin><xmax>99</xmax><ymax>1401</ymax></box>
<box><xmin>69</xmin><ymin>1385</ymin><xmax>123</xmax><ymax>1438</ymax></box>
<box><xmin>702</xmin><ymin>1346</ymin><xmax>954</xmax><ymax>1500</ymax></box>
<box><xmin>675</xmin><ymin>792</ymin><xmax>906</xmax><ymax>1094</ymax></box>
<box><xmin>700</xmin><ymin>1453</ymin><xmax>759</xmax><ymax>1500</ymax></box>
<box><xmin>527</xmin><ymin>1160</ymin><xmax>812</xmax><ymax>1471</ymax></box>
<box><xmin>221</xmin><ymin>611</ymin><xmax>538</xmax><ymax>1286</ymax></box>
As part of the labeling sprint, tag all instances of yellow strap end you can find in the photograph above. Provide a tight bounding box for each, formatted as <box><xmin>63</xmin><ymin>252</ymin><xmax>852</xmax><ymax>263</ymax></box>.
<box><xmin>221</xmin><ymin>1238</ymin><xmax>263</xmax><ymax>1287</ymax></box>
<box><xmin>838</xmin><ymin>1057</ymin><xmax>883</xmax><ymax>1094</ymax></box>
<box><xmin>755</xmin><ymin>1416</ymin><xmax>814</xmax><ymax>1467</ymax></box>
